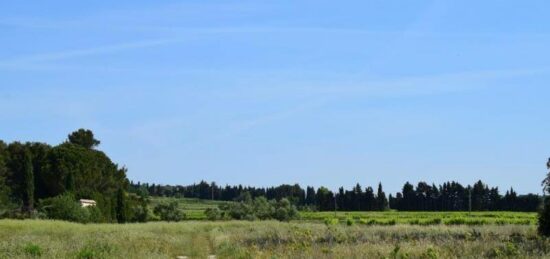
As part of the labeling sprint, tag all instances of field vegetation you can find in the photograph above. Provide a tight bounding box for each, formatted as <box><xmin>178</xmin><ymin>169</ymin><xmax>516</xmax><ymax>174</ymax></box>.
<box><xmin>1</xmin><ymin>219</ymin><xmax>549</xmax><ymax>258</ymax></box>
<box><xmin>150</xmin><ymin>197</ymin><xmax>537</xmax><ymax>226</ymax></box>
<box><xmin>2</xmin><ymin>130</ymin><xmax>550</xmax><ymax>258</ymax></box>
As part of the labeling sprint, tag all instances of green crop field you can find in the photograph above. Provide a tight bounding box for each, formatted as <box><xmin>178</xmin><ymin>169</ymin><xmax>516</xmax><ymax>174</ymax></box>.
<box><xmin>150</xmin><ymin>197</ymin><xmax>234</xmax><ymax>220</ymax></box>
<box><xmin>1</xmin><ymin>219</ymin><xmax>548</xmax><ymax>258</ymax></box>
<box><xmin>151</xmin><ymin>196</ymin><xmax>537</xmax><ymax>225</ymax></box>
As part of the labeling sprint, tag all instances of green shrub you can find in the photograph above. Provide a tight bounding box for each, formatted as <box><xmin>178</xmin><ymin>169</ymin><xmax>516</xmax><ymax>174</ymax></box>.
<box><xmin>359</xmin><ymin>218</ymin><xmax>376</xmax><ymax>225</ymax></box>
<box><xmin>219</xmin><ymin>197</ymin><xmax>299</xmax><ymax>221</ymax></box>
<box><xmin>503</xmin><ymin>242</ymin><xmax>519</xmax><ymax>256</ymax></box>
<box><xmin>324</xmin><ymin>217</ymin><xmax>339</xmax><ymax>226</ymax></box>
<box><xmin>76</xmin><ymin>243</ymin><xmax>114</xmax><ymax>259</ymax></box>
<box><xmin>252</xmin><ymin>196</ymin><xmax>274</xmax><ymax>220</ymax></box>
<box><xmin>389</xmin><ymin>244</ymin><xmax>409</xmax><ymax>259</ymax></box>
<box><xmin>39</xmin><ymin>193</ymin><xmax>101</xmax><ymax>223</ymax></box>
<box><xmin>153</xmin><ymin>201</ymin><xmax>186</xmax><ymax>222</ymax></box>
<box><xmin>273</xmin><ymin>198</ymin><xmax>299</xmax><ymax>221</ymax></box>
<box><xmin>486</xmin><ymin>242</ymin><xmax>519</xmax><ymax>258</ymax></box>
<box><xmin>224</xmin><ymin>202</ymin><xmax>253</xmax><ymax>220</ymax></box>
<box><xmin>86</xmin><ymin>206</ymin><xmax>103</xmax><ymax>223</ymax></box>
<box><xmin>421</xmin><ymin>247</ymin><xmax>438</xmax><ymax>259</ymax></box>
<box><xmin>205</xmin><ymin>207</ymin><xmax>222</xmax><ymax>221</ymax></box>
<box><xmin>346</xmin><ymin>217</ymin><xmax>355</xmax><ymax>226</ymax></box>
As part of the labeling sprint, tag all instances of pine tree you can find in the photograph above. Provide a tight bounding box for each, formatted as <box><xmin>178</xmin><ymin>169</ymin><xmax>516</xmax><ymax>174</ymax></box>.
<box><xmin>376</xmin><ymin>182</ymin><xmax>388</xmax><ymax>211</ymax></box>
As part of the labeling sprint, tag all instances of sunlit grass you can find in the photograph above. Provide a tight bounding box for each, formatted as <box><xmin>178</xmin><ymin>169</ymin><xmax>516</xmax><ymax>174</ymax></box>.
<box><xmin>0</xmin><ymin>219</ymin><xmax>547</xmax><ymax>258</ymax></box>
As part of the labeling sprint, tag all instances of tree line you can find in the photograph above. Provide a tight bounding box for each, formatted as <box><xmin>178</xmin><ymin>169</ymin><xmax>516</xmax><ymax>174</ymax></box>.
<box><xmin>131</xmin><ymin>179</ymin><xmax>540</xmax><ymax>212</ymax></box>
<box><xmin>0</xmin><ymin>128</ymin><xmax>542</xmax><ymax>225</ymax></box>
<box><xmin>0</xmin><ymin>129</ymin><xmax>144</xmax><ymax>223</ymax></box>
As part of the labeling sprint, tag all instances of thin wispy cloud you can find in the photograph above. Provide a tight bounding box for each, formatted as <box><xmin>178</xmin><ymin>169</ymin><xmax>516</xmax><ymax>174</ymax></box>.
<box><xmin>0</xmin><ymin>38</ymin><xmax>189</xmax><ymax>69</ymax></box>
<box><xmin>300</xmin><ymin>67</ymin><xmax>550</xmax><ymax>96</ymax></box>
<box><xmin>204</xmin><ymin>65</ymin><xmax>549</xmax><ymax>140</ymax></box>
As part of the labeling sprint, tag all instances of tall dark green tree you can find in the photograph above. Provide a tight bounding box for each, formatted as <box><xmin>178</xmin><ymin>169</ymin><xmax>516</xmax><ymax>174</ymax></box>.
<box><xmin>401</xmin><ymin>182</ymin><xmax>416</xmax><ymax>211</ymax></box>
<box><xmin>305</xmin><ymin>186</ymin><xmax>316</xmax><ymax>206</ymax></box>
<box><xmin>539</xmin><ymin>157</ymin><xmax>550</xmax><ymax>236</ymax></box>
<box><xmin>315</xmin><ymin>187</ymin><xmax>334</xmax><ymax>211</ymax></box>
<box><xmin>376</xmin><ymin>182</ymin><xmax>388</xmax><ymax>211</ymax></box>
<box><xmin>0</xmin><ymin>141</ymin><xmax>12</xmax><ymax>213</ymax></box>
<box><xmin>115</xmin><ymin>188</ymin><xmax>129</xmax><ymax>223</ymax></box>
<box><xmin>22</xmin><ymin>150</ymin><xmax>34</xmax><ymax>211</ymax></box>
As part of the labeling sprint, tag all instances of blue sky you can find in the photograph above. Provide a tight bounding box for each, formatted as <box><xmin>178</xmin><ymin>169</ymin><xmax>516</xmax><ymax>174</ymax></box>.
<box><xmin>1</xmin><ymin>1</ymin><xmax>549</xmax><ymax>194</ymax></box>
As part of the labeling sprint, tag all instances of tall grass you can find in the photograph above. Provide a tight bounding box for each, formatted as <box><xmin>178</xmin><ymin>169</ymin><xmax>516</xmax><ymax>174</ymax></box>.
<box><xmin>0</xmin><ymin>219</ymin><xmax>548</xmax><ymax>258</ymax></box>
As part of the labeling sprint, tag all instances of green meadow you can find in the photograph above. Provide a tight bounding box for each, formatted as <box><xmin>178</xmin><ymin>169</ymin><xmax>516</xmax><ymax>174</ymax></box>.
<box><xmin>1</xmin><ymin>219</ymin><xmax>548</xmax><ymax>259</ymax></box>
<box><xmin>0</xmin><ymin>196</ymin><xmax>543</xmax><ymax>258</ymax></box>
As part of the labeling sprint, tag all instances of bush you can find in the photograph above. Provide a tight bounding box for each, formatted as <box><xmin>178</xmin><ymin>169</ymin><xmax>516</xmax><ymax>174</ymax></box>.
<box><xmin>76</xmin><ymin>242</ymin><xmax>114</xmax><ymax>259</ymax></box>
<box><xmin>359</xmin><ymin>218</ymin><xmax>375</xmax><ymax>225</ymax></box>
<box><xmin>153</xmin><ymin>201</ymin><xmax>186</xmax><ymax>222</ymax></box>
<box><xmin>253</xmin><ymin>196</ymin><xmax>274</xmax><ymax>220</ymax></box>
<box><xmin>324</xmin><ymin>217</ymin><xmax>339</xmax><ymax>226</ymax></box>
<box><xmin>273</xmin><ymin>198</ymin><xmax>298</xmax><ymax>221</ymax></box>
<box><xmin>205</xmin><ymin>207</ymin><xmax>222</xmax><ymax>221</ymax></box>
<box><xmin>39</xmin><ymin>193</ymin><xmax>102</xmax><ymax>223</ymax></box>
<box><xmin>422</xmin><ymin>247</ymin><xmax>438</xmax><ymax>259</ymax></box>
<box><xmin>23</xmin><ymin>243</ymin><xmax>42</xmax><ymax>257</ymax></box>
<box><xmin>218</xmin><ymin>197</ymin><xmax>299</xmax><ymax>221</ymax></box>
<box><xmin>224</xmin><ymin>202</ymin><xmax>253</xmax><ymax>220</ymax></box>
<box><xmin>346</xmin><ymin>217</ymin><xmax>355</xmax><ymax>226</ymax></box>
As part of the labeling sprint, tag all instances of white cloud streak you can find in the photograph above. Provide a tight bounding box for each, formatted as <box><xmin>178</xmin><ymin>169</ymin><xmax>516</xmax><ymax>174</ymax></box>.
<box><xmin>0</xmin><ymin>38</ymin><xmax>188</xmax><ymax>69</ymax></box>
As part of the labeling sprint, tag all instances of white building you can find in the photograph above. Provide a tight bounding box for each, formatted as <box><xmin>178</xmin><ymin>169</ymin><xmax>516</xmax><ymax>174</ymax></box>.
<box><xmin>79</xmin><ymin>199</ymin><xmax>97</xmax><ymax>207</ymax></box>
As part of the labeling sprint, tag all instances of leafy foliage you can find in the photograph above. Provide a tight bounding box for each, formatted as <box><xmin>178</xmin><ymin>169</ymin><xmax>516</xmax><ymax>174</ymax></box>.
<box><xmin>219</xmin><ymin>196</ymin><xmax>299</xmax><ymax>221</ymax></box>
<box><xmin>39</xmin><ymin>193</ymin><xmax>102</xmax><ymax>223</ymax></box>
<box><xmin>204</xmin><ymin>207</ymin><xmax>222</xmax><ymax>220</ymax></box>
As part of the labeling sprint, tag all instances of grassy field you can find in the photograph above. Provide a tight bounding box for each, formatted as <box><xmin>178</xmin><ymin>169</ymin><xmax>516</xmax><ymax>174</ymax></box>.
<box><xmin>1</xmin><ymin>219</ymin><xmax>549</xmax><ymax>258</ymax></box>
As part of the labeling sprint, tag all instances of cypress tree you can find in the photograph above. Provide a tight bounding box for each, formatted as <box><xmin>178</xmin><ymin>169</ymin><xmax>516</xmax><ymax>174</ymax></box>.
<box><xmin>115</xmin><ymin>188</ymin><xmax>128</xmax><ymax>223</ymax></box>
<box><xmin>376</xmin><ymin>182</ymin><xmax>388</xmax><ymax>211</ymax></box>
<box><xmin>23</xmin><ymin>150</ymin><xmax>34</xmax><ymax>211</ymax></box>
